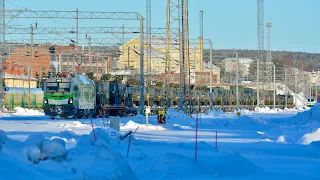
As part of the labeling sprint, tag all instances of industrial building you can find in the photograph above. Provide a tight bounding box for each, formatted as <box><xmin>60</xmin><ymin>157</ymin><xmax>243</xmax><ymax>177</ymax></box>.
<box><xmin>3</xmin><ymin>45</ymin><xmax>115</xmax><ymax>80</ymax></box>
<box><xmin>118</xmin><ymin>36</ymin><xmax>221</xmax><ymax>85</ymax></box>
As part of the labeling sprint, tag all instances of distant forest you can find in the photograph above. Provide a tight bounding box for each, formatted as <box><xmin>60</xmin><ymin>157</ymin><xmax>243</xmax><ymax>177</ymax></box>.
<box><xmin>204</xmin><ymin>49</ymin><xmax>320</xmax><ymax>72</ymax></box>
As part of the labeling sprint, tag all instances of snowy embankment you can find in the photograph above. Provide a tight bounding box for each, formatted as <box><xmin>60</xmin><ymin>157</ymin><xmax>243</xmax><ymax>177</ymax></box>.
<box><xmin>0</xmin><ymin>128</ymin><xmax>137</xmax><ymax>179</ymax></box>
<box><xmin>1</xmin><ymin>107</ymin><xmax>44</xmax><ymax>117</ymax></box>
<box><xmin>0</xmin><ymin>127</ymin><xmax>259</xmax><ymax>179</ymax></box>
<box><xmin>0</xmin><ymin>108</ymin><xmax>261</xmax><ymax>179</ymax></box>
<box><xmin>294</xmin><ymin>104</ymin><xmax>320</xmax><ymax>145</ymax></box>
<box><xmin>1</xmin><ymin>105</ymin><xmax>320</xmax><ymax>179</ymax></box>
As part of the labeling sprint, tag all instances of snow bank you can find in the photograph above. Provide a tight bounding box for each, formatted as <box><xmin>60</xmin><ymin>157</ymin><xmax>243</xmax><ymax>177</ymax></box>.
<box><xmin>166</xmin><ymin>108</ymin><xmax>192</xmax><ymax>122</ymax></box>
<box><xmin>89</xmin><ymin>128</ymin><xmax>110</xmax><ymax>147</ymax></box>
<box><xmin>298</xmin><ymin>128</ymin><xmax>320</xmax><ymax>145</ymax></box>
<box><xmin>58</xmin><ymin>121</ymin><xmax>90</xmax><ymax>129</ymax></box>
<box><xmin>0</xmin><ymin>130</ymin><xmax>7</xmax><ymax>150</ymax></box>
<box><xmin>11</xmin><ymin>107</ymin><xmax>44</xmax><ymax>116</ymax></box>
<box><xmin>205</xmin><ymin>151</ymin><xmax>257</xmax><ymax>177</ymax></box>
<box><xmin>255</xmin><ymin>106</ymin><xmax>280</xmax><ymax>113</ymax></box>
<box><xmin>24</xmin><ymin>134</ymin><xmax>45</xmax><ymax>148</ymax></box>
<box><xmin>25</xmin><ymin>145</ymin><xmax>41</xmax><ymax>164</ymax></box>
<box><xmin>57</xmin><ymin>129</ymin><xmax>78</xmax><ymax>139</ymax></box>
<box><xmin>283</xmin><ymin>107</ymin><xmax>298</xmax><ymax>112</ymax></box>
<box><xmin>41</xmin><ymin>138</ymin><xmax>66</xmax><ymax>160</ymax></box>
<box><xmin>240</xmin><ymin>109</ymin><xmax>252</xmax><ymax>115</ymax></box>
<box><xmin>205</xmin><ymin>109</ymin><xmax>228</xmax><ymax>117</ymax></box>
<box><xmin>0</xmin><ymin>129</ymin><xmax>137</xmax><ymax>179</ymax></box>
<box><xmin>276</xmin><ymin>135</ymin><xmax>286</xmax><ymax>143</ymax></box>
<box><xmin>153</xmin><ymin>153</ymin><xmax>208</xmax><ymax>178</ymax></box>
<box><xmin>69</xmin><ymin>149</ymin><xmax>137</xmax><ymax>180</ymax></box>
<box><xmin>67</xmin><ymin>128</ymin><xmax>137</xmax><ymax>179</ymax></box>
<box><xmin>122</xmin><ymin>120</ymin><xmax>166</xmax><ymax>131</ymax></box>
<box><xmin>229</xmin><ymin>115</ymin><xmax>267</xmax><ymax>126</ymax></box>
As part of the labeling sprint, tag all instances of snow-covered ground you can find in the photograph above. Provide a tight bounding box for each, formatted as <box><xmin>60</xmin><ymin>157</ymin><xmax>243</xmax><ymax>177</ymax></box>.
<box><xmin>1</xmin><ymin>106</ymin><xmax>320</xmax><ymax>179</ymax></box>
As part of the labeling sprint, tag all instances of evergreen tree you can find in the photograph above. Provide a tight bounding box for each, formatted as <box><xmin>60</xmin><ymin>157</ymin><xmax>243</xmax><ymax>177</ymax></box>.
<box><xmin>248</xmin><ymin>60</ymin><xmax>257</xmax><ymax>81</ymax></box>
<box><xmin>100</xmin><ymin>74</ymin><xmax>111</xmax><ymax>81</ymax></box>
<box><xmin>85</xmin><ymin>72</ymin><xmax>94</xmax><ymax>80</ymax></box>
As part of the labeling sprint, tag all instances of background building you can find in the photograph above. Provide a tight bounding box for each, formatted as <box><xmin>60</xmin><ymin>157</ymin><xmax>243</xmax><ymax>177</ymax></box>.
<box><xmin>119</xmin><ymin>37</ymin><xmax>221</xmax><ymax>85</ymax></box>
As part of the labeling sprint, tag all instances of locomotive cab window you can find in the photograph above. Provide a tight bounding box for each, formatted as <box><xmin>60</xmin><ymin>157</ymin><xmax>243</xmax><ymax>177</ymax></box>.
<box><xmin>46</xmin><ymin>82</ymin><xmax>71</xmax><ymax>93</ymax></box>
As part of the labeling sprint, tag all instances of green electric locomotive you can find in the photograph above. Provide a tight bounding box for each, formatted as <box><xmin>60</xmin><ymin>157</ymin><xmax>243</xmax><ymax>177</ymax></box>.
<box><xmin>42</xmin><ymin>73</ymin><xmax>95</xmax><ymax>118</ymax></box>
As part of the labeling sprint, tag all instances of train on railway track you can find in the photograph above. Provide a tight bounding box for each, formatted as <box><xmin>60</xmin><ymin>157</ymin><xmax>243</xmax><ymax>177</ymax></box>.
<box><xmin>41</xmin><ymin>72</ymin><xmax>295</xmax><ymax>119</ymax></box>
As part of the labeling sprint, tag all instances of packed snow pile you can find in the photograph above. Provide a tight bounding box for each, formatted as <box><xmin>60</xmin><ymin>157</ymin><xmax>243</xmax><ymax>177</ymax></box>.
<box><xmin>58</xmin><ymin>121</ymin><xmax>91</xmax><ymax>129</ymax></box>
<box><xmin>298</xmin><ymin>128</ymin><xmax>320</xmax><ymax>145</ymax></box>
<box><xmin>24</xmin><ymin>134</ymin><xmax>45</xmax><ymax>148</ymax></box>
<box><xmin>240</xmin><ymin>109</ymin><xmax>252</xmax><ymax>115</ymax></box>
<box><xmin>22</xmin><ymin>135</ymin><xmax>67</xmax><ymax>164</ymax></box>
<box><xmin>228</xmin><ymin>115</ymin><xmax>267</xmax><ymax>126</ymax></box>
<box><xmin>41</xmin><ymin>138</ymin><xmax>66</xmax><ymax>160</ymax></box>
<box><xmin>121</xmin><ymin>120</ymin><xmax>166</xmax><ymax>131</ymax></box>
<box><xmin>144</xmin><ymin>151</ymin><xmax>257</xmax><ymax>179</ymax></box>
<box><xmin>0</xmin><ymin>130</ymin><xmax>7</xmax><ymax>150</ymax></box>
<box><xmin>0</xmin><ymin>128</ymin><xmax>137</xmax><ymax>179</ymax></box>
<box><xmin>205</xmin><ymin>109</ymin><xmax>228</xmax><ymax>117</ymax></box>
<box><xmin>11</xmin><ymin>107</ymin><xmax>44</xmax><ymax>116</ymax></box>
<box><xmin>276</xmin><ymin>135</ymin><xmax>287</xmax><ymax>143</ymax></box>
<box><xmin>294</xmin><ymin>104</ymin><xmax>320</xmax><ymax>124</ymax></box>
<box><xmin>165</xmin><ymin>108</ymin><xmax>193</xmax><ymax>123</ymax></box>
<box><xmin>255</xmin><ymin>106</ymin><xmax>279</xmax><ymax>114</ymax></box>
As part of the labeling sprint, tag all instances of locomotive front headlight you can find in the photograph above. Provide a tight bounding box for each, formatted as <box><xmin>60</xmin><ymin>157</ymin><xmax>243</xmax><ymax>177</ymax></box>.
<box><xmin>44</xmin><ymin>99</ymin><xmax>48</xmax><ymax>104</ymax></box>
<box><xmin>69</xmin><ymin>99</ymin><xmax>73</xmax><ymax>104</ymax></box>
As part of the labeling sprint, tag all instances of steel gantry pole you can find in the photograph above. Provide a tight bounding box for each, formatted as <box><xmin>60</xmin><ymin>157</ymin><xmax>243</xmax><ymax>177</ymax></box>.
<box><xmin>139</xmin><ymin>18</ymin><xmax>145</xmax><ymax>115</ymax></box>
<box><xmin>257</xmin><ymin>0</ymin><xmax>264</xmax><ymax>108</ymax></box>
<box><xmin>273</xmin><ymin>63</ymin><xmax>275</xmax><ymax>109</ymax></box>
<box><xmin>295</xmin><ymin>72</ymin><xmax>297</xmax><ymax>108</ymax></box>
<box><xmin>284</xmin><ymin>68</ymin><xmax>287</xmax><ymax>108</ymax></box>
<box><xmin>28</xmin><ymin>25</ymin><xmax>34</xmax><ymax>108</ymax></box>
<box><xmin>199</xmin><ymin>10</ymin><xmax>203</xmax><ymax>72</ymax></box>
<box><xmin>179</xmin><ymin>0</ymin><xmax>185</xmax><ymax>111</ymax></box>
<box><xmin>89</xmin><ymin>36</ymin><xmax>92</xmax><ymax>72</ymax></box>
<box><xmin>257</xmin><ymin>59</ymin><xmax>260</xmax><ymax>107</ymax></box>
<box><xmin>76</xmin><ymin>8</ymin><xmax>79</xmax><ymax>48</ymax></box>
<box><xmin>0</xmin><ymin>0</ymin><xmax>5</xmax><ymax>112</ymax></box>
<box><xmin>209</xmin><ymin>40</ymin><xmax>213</xmax><ymax>110</ymax></box>
<box><xmin>236</xmin><ymin>52</ymin><xmax>239</xmax><ymax>108</ymax></box>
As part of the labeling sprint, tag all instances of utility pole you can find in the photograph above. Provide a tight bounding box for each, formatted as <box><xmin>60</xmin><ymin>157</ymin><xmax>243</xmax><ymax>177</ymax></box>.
<box><xmin>295</xmin><ymin>72</ymin><xmax>297</xmax><ymax>108</ymax></box>
<box><xmin>28</xmin><ymin>25</ymin><xmax>34</xmax><ymax>108</ymax></box>
<box><xmin>146</xmin><ymin>0</ymin><xmax>152</xmax><ymax>73</ymax></box>
<box><xmin>0</xmin><ymin>0</ymin><xmax>5</xmax><ymax>111</ymax></box>
<box><xmin>127</xmin><ymin>46</ymin><xmax>130</xmax><ymax>69</ymax></box>
<box><xmin>273</xmin><ymin>63</ymin><xmax>275</xmax><ymax>109</ymax></box>
<box><xmin>76</xmin><ymin>8</ymin><xmax>79</xmax><ymax>48</ymax></box>
<box><xmin>209</xmin><ymin>40</ymin><xmax>213</xmax><ymax>110</ymax></box>
<box><xmin>89</xmin><ymin>36</ymin><xmax>92</xmax><ymax>73</ymax></box>
<box><xmin>309</xmin><ymin>79</ymin><xmax>312</xmax><ymax>103</ymax></box>
<box><xmin>0</xmin><ymin>0</ymin><xmax>4</xmax><ymax>43</ymax></box>
<box><xmin>236</xmin><ymin>52</ymin><xmax>239</xmax><ymax>108</ymax></box>
<box><xmin>199</xmin><ymin>10</ymin><xmax>203</xmax><ymax>71</ymax></box>
<box><xmin>139</xmin><ymin>18</ymin><xmax>144</xmax><ymax>115</ymax></box>
<box><xmin>284</xmin><ymin>68</ymin><xmax>287</xmax><ymax>108</ymax></box>
<box><xmin>315</xmin><ymin>80</ymin><xmax>317</xmax><ymax>103</ymax></box>
<box><xmin>257</xmin><ymin>59</ymin><xmax>260</xmax><ymax>107</ymax></box>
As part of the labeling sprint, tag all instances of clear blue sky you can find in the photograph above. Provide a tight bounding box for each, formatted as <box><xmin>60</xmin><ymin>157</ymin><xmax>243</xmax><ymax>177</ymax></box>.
<box><xmin>6</xmin><ymin>0</ymin><xmax>320</xmax><ymax>53</ymax></box>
